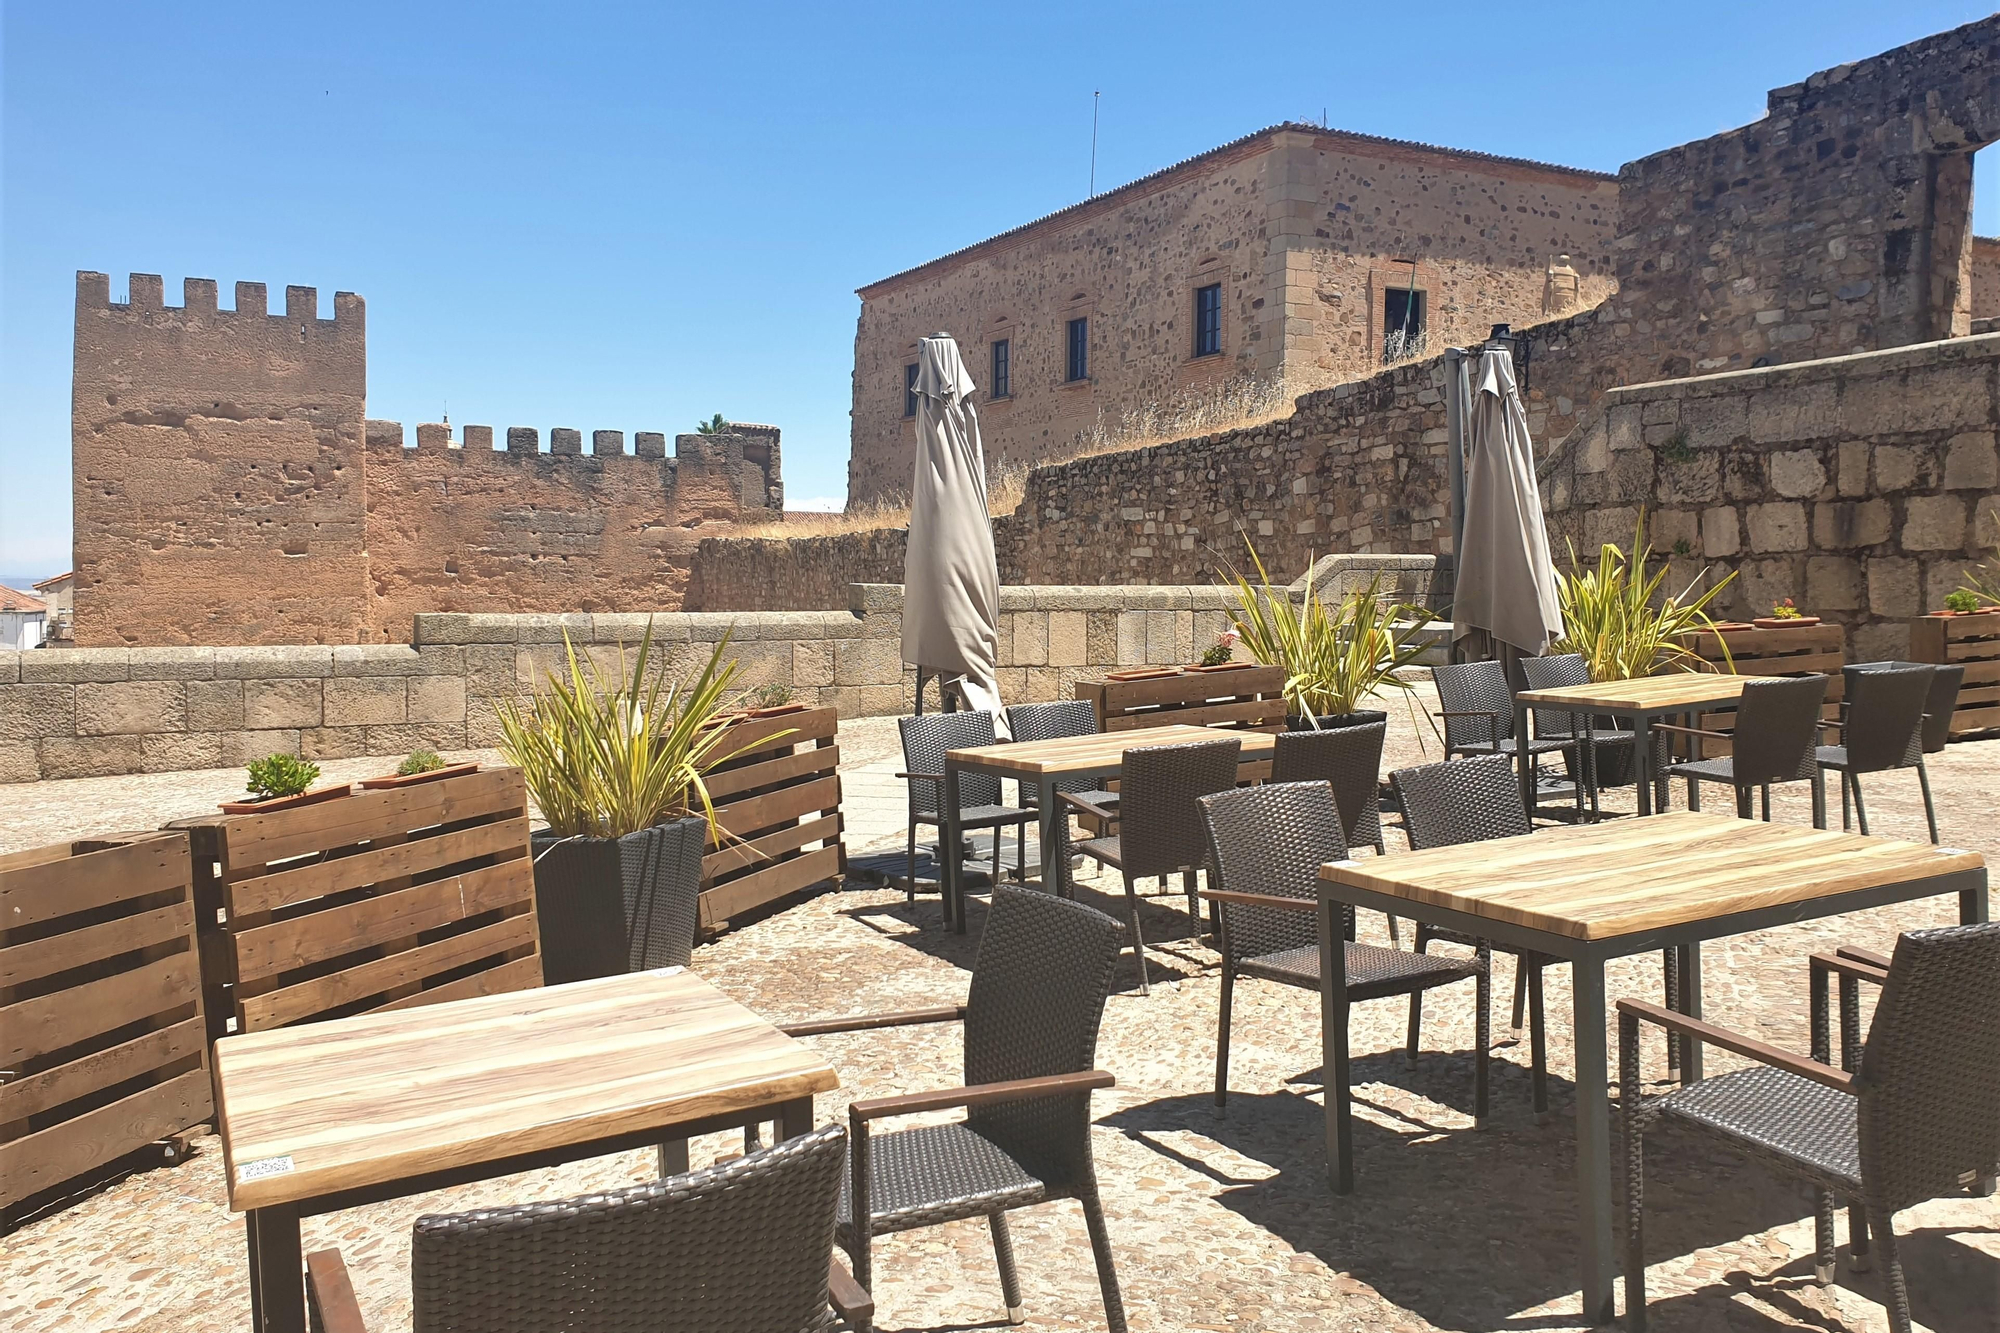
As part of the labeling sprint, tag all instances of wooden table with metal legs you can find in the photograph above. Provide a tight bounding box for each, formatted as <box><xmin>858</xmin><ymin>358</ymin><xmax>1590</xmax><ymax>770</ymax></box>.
<box><xmin>1316</xmin><ymin>812</ymin><xmax>1985</xmax><ymax>1326</ymax></box>
<box><xmin>1514</xmin><ymin>674</ymin><xmax>1754</xmax><ymax>819</ymax></box>
<box><xmin>215</xmin><ymin>968</ymin><xmax>838</xmax><ymax>1333</ymax></box>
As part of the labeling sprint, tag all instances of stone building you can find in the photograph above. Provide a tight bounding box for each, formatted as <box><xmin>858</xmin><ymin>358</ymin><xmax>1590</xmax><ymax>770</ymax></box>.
<box><xmin>847</xmin><ymin>123</ymin><xmax>1620</xmax><ymax>503</ymax></box>
<box><xmin>68</xmin><ymin>273</ymin><xmax>783</xmax><ymax>646</ymax></box>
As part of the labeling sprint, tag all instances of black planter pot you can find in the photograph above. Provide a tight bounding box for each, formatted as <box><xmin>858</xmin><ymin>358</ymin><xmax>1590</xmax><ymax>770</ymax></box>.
<box><xmin>531</xmin><ymin>815</ymin><xmax>706</xmax><ymax>985</ymax></box>
<box><xmin>1287</xmin><ymin>709</ymin><xmax>1389</xmax><ymax>732</ymax></box>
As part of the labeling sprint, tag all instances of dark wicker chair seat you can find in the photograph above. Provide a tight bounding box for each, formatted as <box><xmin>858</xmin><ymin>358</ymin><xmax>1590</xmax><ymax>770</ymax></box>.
<box><xmin>1453</xmin><ymin>734</ymin><xmax>1572</xmax><ymax>759</ymax></box>
<box><xmin>1074</xmin><ymin>835</ymin><xmax>1122</xmax><ymax>868</ymax></box>
<box><xmin>1664</xmin><ymin>756</ymin><xmax>1737</xmax><ymax>784</ymax></box>
<box><xmin>951</xmin><ymin>803</ymin><xmax>1045</xmax><ymax>829</ymax></box>
<box><xmin>899</xmin><ymin>711</ymin><xmax>1035</xmax><ymax>907</ymax></box>
<box><xmin>1239</xmin><ymin>940</ymin><xmax>1481</xmax><ymax>1001</ymax></box>
<box><xmin>1652</xmin><ymin>1065</ymin><xmax>1860</xmax><ymax>1188</ymax></box>
<box><xmin>838</xmin><ymin>1122</ymin><xmax>1048</xmax><ymax>1236</ymax></box>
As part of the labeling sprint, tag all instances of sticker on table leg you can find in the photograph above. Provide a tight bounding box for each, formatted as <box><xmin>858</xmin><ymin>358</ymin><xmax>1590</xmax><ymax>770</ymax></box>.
<box><xmin>238</xmin><ymin>1155</ymin><xmax>296</xmax><ymax>1183</ymax></box>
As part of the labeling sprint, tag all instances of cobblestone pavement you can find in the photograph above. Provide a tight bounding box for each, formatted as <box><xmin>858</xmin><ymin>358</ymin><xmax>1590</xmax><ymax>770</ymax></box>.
<box><xmin>6</xmin><ymin>696</ymin><xmax>1999</xmax><ymax>1332</ymax></box>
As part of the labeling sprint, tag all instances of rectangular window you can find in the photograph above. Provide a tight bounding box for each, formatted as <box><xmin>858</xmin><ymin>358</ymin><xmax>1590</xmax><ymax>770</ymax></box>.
<box><xmin>990</xmin><ymin>338</ymin><xmax>1011</xmax><ymax>399</ymax></box>
<box><xmin>1193</xmin><ymin>283</ymin><xmax>1222</xmax><ymax>357</ymax></box>
<box><xmin>903</xmin><ymin>363</ymin><xmax>918</xmax><ymax>417</ymax></box>
<box><xmin>1065</xmin><ymin>317</ymin><xmax>1089</xmax><ymax>382</ymax></box>
<box><xmin>1383</xmin><ymin>288</ymin><xmax>1427</xmax><ymax>363</ymax></box>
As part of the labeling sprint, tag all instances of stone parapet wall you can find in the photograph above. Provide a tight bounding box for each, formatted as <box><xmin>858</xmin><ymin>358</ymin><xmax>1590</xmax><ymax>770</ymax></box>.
<box><xmin>1</xmin><ymin>563</ymin><xmax>1433</xmax><ymax>784</ymax></box>
<box><xmin>1542</xmin><ymin>333</ymin><xmax>2000</xmax><ymax>662</ymax></box>
<box><xmin>684</xmin><ymin>528</ymin><xmax>910</xmax><ymax>612</ymax></box>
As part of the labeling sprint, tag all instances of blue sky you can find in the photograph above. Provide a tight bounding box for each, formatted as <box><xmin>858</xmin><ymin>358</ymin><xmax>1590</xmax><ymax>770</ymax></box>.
<box><xmin>4</xmin><ymin>1</ymin><xmax>1997</xmax><ymax>585</ymax></box>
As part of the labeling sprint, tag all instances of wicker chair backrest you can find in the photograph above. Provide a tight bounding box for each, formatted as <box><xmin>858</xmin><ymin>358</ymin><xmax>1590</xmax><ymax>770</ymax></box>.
<box><xmin>1391</xmin><ymin>753</ymin><xmax>1529</xmax><ymax>850</ymax></box>
<box><xmin>1920</xmin><ymin>665</ymin><xmax>1965</xmax><ymax>755</ymax></box>
<box><xmin>964</xmin><ymin>886</ymin><xmax>1123</xmax><ymax>1186</ymax></box>
<box><xmin>1199</xmin><ymin>781</ymin><xmax>1351</xmax><ymax>961</ymax></box>
<box><xmin>1114</xmin><ymin>737</ymin><xmax>1243</xmax><ymax>878</ymax></box>
<box><xmin>1005</xmin><ymin>700</ymin><xmax>1103</xmax><ymax>798</ymax></box>
<box><xmin>1727</xmin><ymin>675</ymin><xmax>1829</xmax><ymax>786</ymax></box>
<box><xmin>1433</xmin><ymin>660</ymin><xmax>1517</xmax><ymax>750</ymax></box>
<box><xmin>1856</xmin><ymin>922</ymin><xmax>2000</xmax><ymax>1211</ymax></box>
<box><xmin>1519</xmin><ymin>653</ymin><xmax>1590</xmax><ymax>738</ymax></box>
<box><xmin>1271</xmin><ymin>723</ymin><xmax>1385</xmax><ymax>847</ymax></box>
<box><xmin>1838</xmin><ymin>665</ymin><xmax>1932</xmax><ymax>773</ymax></box>
<box><xmin>900</xmin><ymin>711</ymin><xmax>1002</xmax><ymax>815</ymax></box>
<box><xmin>410</xmin><ymin>1123</ymin><xmax>848</xmax><ymax>1333</ymax></box>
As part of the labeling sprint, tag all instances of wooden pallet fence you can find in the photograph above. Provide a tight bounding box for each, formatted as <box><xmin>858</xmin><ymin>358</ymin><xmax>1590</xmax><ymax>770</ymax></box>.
<box><xmin>1</xmin><ymin>831</ymin><xmax>211</xmax><ymax>1216</ymax></box>
<box><xmin>183</xmin><ymin>766</ymin><xmax>541</xmax><ymax>1050</ymax></box>
<box><xmin>1076</xmin><ymin>664</ymin><xmax>1287</xmax><ymax>736</ymax></box>
<box><xmin>1678</xmin><ymin>625</ymin><xmax>1846</xmax><ymax>758</ymax></box>
<box><xmin>1910</xmin><ymin>612</ymin><xmax>2000</xmax><ymax>737</ymax></box>
<box><xmin>698</xmin><ymin>707</ymin><xmax>846</xmax><ymax>932</ymax></box>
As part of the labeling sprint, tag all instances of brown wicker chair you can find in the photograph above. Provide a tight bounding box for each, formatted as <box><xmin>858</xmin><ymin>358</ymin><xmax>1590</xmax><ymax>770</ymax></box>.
<box><xmin>303</xmin><ymin>1123</ymin><xmax>871</xmax><ymax>1333</ymax></box>
<box><xmin>1062</xmin><ymin>736</ymin><xmax>1242</xmax><ymax>992</ymax></box>
<box><xmin>1005</xmin><ymin>700</ymin><xmax>1120</xmax><ymax>871</ymax></box>
<box><xmin>1196</xmin><ymin>781</ymin><xmax>1487</xmax><ymax>1121</ymax></box>
<box><xmin>1271</xmin><ymin>723</ymin><xmax>1387</xmax><ymax>855</ymax></box>
<box><xmin>781</xmin><ymin>885</ymin><xmax>1128</xmax><ymax>1333</ymax></box>
<box><xmin>1622</xmin><ymin>922</ymin><xmax>2000</xmax><ymax>1333</ymax></box>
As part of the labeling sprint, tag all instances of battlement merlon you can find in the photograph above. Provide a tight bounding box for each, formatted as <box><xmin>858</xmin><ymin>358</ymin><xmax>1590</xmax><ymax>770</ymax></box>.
<box><xmin>363</xmin><ymin>421</ymin><xmax>780</xmax><ymax>489</ymax></box>
<box><xmin>74</xmin><ymin>272</ymin><xmax>363</xmax><ymax>327</ymax></box>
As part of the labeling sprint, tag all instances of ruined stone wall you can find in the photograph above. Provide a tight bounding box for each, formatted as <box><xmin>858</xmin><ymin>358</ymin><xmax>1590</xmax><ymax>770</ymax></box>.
<box><xmin>1972</xmin><ymin>236</ymin><xmax>2000</xmax><ymax>319</ymax></box>
<box><xmin>1542</xmin><ymin>333</ymin><xmax>2000</xmax><ymax>663</ymax></box>
<box><xmin>364</xmin><ymin>423</ymin><xmax>775</xmax><ymax>641</ymax></box>
<box><xmin>849</xmin><ymin>126</ymin><xmax>1617</xmax><ymax>505</ymax></box>
<box><xmin>684</xmin><ymin>528</ymin><xmax>910</xmax><ymax>611</ymax></box>
<box><xmin>71</xmin><ymin>274</ymin><xmax>370</xmax><ymax>647</ymax></box>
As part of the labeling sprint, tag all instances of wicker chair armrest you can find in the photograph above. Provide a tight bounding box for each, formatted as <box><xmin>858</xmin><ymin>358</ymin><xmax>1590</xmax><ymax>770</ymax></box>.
<box><xmin>1809</xmin><ymin>951</ymin><xmax>1889</xmax><ymax>986</ymax></box>
<box><xmin>306</xmin><ymin>1248</ymin><xmax>369</xmax><ymax>1333</ymax></box>
<box><xmin>1617</xmin><ymin>999</ymin><xmax>1852</xmax><ymax>1093</ymax></box>
<box><xmin>828</xmin><ymin>1256</ymin><xmax>873</xmax><ymax>1325</ymax></box>
<box><xmin>1059</xmin><ymin>791</ymin><xmax>1118</xmax><ymax>822</ymax></box>
<box><xmin>1816</xmin><ymin>718</ymin><xmax>1845</xmax><ymax>733</ymax></box>
<box><xmin>781</xmin><ymin>1005</ymin><xmax>965</xmax><ymax>1038</ymax></box>
<box><xmin>1199</xmin><ymin>888</ymin><xmax>1317</xmax><ymax>913</ymax></box>
<box><xmin>1435</xmin><ymin>709</ymin><xmax>1502</xmax><ymax>719</ymax></box>
<box><xmin>896</xmin><ymin>771</ymin><xmax>944</xmax><ymax>783</ymax></box>
<box><xmin>1837</xmin><ymin>943</ymin><xmax>1893</xmax><ymax>970</ymax></box>
<box><xmin>848</xmin><ymin>1069</ymin><xmax>1115</xmax><ymax>1122</ymax></box>
<box><xmin>1648</xmin><ymin>722</ymin><xmax>1729</xmax><ymax>741</ymax></box>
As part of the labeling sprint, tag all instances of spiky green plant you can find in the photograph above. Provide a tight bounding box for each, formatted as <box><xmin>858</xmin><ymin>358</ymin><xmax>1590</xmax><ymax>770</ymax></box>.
<box><xmin>1551</xmin><ymin>513</ymin><xmax>1737</xmax><ymax>681</ymax></box>
<box><xmin>497</xmin><ymin>621</ymin><xmax>764</xmax><ymax>840</ymax></box>
<box><xmin>1222</xmin><ymin>539</ymin><xmax>1433</xmax><ymax>725</ymax></box>
<box><xmin>245</xmin><ymin>753</ymin><xmax>320</xmax><ymax>800</ymax></box>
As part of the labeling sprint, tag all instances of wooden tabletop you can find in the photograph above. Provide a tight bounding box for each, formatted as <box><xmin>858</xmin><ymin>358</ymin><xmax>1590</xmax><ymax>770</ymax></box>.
<box><xmin>1515</xmin><ymin>673</ymin><xmax>1751</xmax><ymax>714</ymax></box>
<box><xmin>1321</xmin><ymin>811</ymin><xmax>1982</xmax><ymax>942</ymax></box>
<box><xmin>214</xmin><ymin>968</ymin><xmax>838</xmax><ymax>1211</ymax></box>
<box><xmin>950</xmin><ymin>723</ymin><xmax>1277</xmax><ymax>775</ymax></box>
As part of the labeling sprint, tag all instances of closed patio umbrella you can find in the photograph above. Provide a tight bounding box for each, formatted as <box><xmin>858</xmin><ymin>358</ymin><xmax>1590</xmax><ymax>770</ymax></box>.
<box><xmin>1452</xmin><ymin>346</ymin><xmax>1563</xmax><ymax>661</ymax></box>
<box><xmin>902</xmin><ymin>333</ymin><xmax>1009</xmax><ymax>735</ymax></box>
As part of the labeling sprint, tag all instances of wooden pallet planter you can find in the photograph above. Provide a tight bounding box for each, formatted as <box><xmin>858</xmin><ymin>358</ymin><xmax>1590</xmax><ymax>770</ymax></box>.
<box><xmin>699</xmin><ymin>706</ymin><xmax>846</xmax><ymax>933</ymax></box>
<box><xmin>1911</xmin><ymin>612</ymin><xmax>2000</xmax><ymax>738</ymax></box>
<box><xmin>1678</xmin><ymin>624</ymin><xmax>1846</xmax><ymax>758</ymax></box>
<box><xmin>1076</xmin><ymin>664</ymin><xmax>1287</xmax><ymax>738</ymax></box>
<box><xmin>182</xmin><ymin>766</ymin><xmax>541</xmax><ymax>1051</ymax></box>
<box><xmin>1</xmin><ymin>831</ymin><xmax>212</xmax><ymax>1217</ymax></box>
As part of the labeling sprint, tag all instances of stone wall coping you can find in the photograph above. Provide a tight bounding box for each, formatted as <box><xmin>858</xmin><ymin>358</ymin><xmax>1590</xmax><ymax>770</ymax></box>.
<box><xmin>413</xmin><ymin>610</ymin><xmax>866</xmax><ymax>647</ymax></box>
<box><xmin>850</xmin><ymin>583</ymin><xmax>1252</xmax><ymax>614</ymax></box>
<box><xmin>1609</xmin><ymin>332</ymin><xmax>2000</xmax><ymax>405</ymax></box>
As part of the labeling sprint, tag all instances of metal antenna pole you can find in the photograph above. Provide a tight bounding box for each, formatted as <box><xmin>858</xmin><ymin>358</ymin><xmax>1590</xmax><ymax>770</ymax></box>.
<box><xmin>1089</xmin><ymin>91</ymin><xmax>1100</xmax><ymax>197</ymax></box>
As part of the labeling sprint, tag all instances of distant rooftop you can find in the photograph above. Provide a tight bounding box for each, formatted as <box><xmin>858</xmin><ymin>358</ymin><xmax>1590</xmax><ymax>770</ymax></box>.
<box><xmin>0</xmin><ymin>585</ymin><xmax>47</xmax><ymax>614</ymax></box>
<box><xmin>858</xmin><ymin>121</ymin><xmax>1616</xmax><ymax>297</ymax></box>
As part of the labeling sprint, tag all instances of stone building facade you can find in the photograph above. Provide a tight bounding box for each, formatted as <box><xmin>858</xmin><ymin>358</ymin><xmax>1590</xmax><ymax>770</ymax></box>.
<box><xmin>847</xmin><ymin>124</ymin><xmax>1619</xmax><ymax>504</ymax></box>
<box><xmin>69</xmin><ymin>274</ymin><xmax>782</xmax><ymax>647</ymax></box>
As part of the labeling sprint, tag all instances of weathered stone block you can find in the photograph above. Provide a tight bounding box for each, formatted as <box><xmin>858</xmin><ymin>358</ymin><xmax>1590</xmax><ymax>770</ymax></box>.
<box><xmin>333</xmin><ymin>645</ymin><xmax>449</xmax><ymax>677</ymax></box>
<box><xmin>0</xmin><ymin>684</ymin><xmax>75</xmax><ymax>740</ymax></box>
<box><xmin>1836</xmin><ymin>441</ymin><xmax>1871</xmax><ymax>498</ymax></box>
<box><xmin>141</xmin><ymin>732</ymin><xmax>222</xmax><ymax>774</ymax></box>
<box><xmin>37</xmin><ymin>735</ymin><xmax>145</xmax><ymax>780</ymax></box>
<box><xmin>857</xmin><ymin>684</ymin><xmax>905</xmax><ymax>716</ymax></box>
<box><xmin>1811</xmin><ymin>499</ymin><xmax>1892</xmax><ymax>550</ymax></box>
<box><xmin>0</xmin><ymin>742</ymin><xmax>38</xmax><ymax>784</ymax></box>
<box><xmin>1768</xmin><ymin>449</ymin><xmax>1828</xmax><ymax>499</ymax></box>
<box><xmin>1085</xmin><ymin>611</ymin><xmax>1118</xmax><ymax>666</ymax></box>
<box><xmin>1014</xmin><ymin>613</ymin><xmax>1049</xmax><ymax>667</ymax></box>
<box><xmin>323</xmin><ymin>677</ymin><xmax>407</xmax><ymax>726</ymax></box>
<box><xmin>215</xmin><ymin>646</ymin><xmax>335</xmax><ymax>680</ymax></box>
<box><xmin>793</xmin><ymin>641</ymin><xmax>834</xmax><ymax>688</ymax></box>
<box><xmin>127</xmin><ymin>647</ymin><xmax>217</xmax><ymax>680</ymax></box>
<box><xmin>297</xmin><ymin>727</ymin><xmax>372</xmax><ymax>761</ymax></box>
<box><xmin>1023</xmin><ymin>666</ymin><xmax>1060</xmax><ymax>702</ymax></box>
<box><xmin>75</xmin><ymin>681</ymin><xmax>185</xmax><ymax>736</ymax></box>
<box><xmin>218</xmin><ymin>729</ymin><xmax>301</xmax><ymax>765</ymax></box>
<box><xmin>243</xmin><ymin>678</ymin><xmax>323</xmax><ymax>730</ymax></box>
<box><xmin>465</xmin><ymin>695</ymin><xmax>515</xmax><ymax>747</ymax></box>
<box><xmin>1865</xmin><ymin>557</ymin><xmax>1920</xmax><ymax>618</ymax></box>
<box><xmin>1874</xmin><ymin>445</ymin><xmax>1924</xmax><ymax>493</ymax></box>
<box><xmin>1115</xmin><ymin>612</ymin><xmax>1147</xmax><ymax>664</ymax></box>
<box><xmin>834</xmin><ymin>637</ymin><xmax>903</xmax><ymax>687</ymax></box>
<box><xmin>364</xmin><ymin>723</ymin><xmax>468</xmax><ymax>755</ymax></box>
<box><xmin>0</xmin><ymin>651</ymin><xmax>17</xmax><ymax>684</ymax></box>
<box><xmin>1048</xmin><ymin>611</ymin><xmax>1087</xmax><ymax>667</ymax></box>
<box><xmin>185</xmin><ymin>679</ymin><xmax>245</xmax><ymax>731</ymax></box>
<box><xmin>1655</xmin><ymin>455</ymin><xmax>1715</xmax><ymax>505</ymax></box>
<box><xmin>1701</xmin><ymin>507</ymin><xmax>1741</xmax><ymax>558</ymax></box>
<box><xmin>462</xmin><ymin>645</ymin><xmax>518</xmax><ymax>696</ymax></box>
<box><xmin>1745</xmin><ymin>502</ymin><xmax>1808</xmax><ymax>553</ymax></box>
<box><xmin>21</xmin><ymin>650</ymin><xmax>130</xmax><ymax>684</ymax></box>
<box><xmin>1944</xmin><ymin>431</ymin><xmax>1998</xmax><ymax>490</ymax></box>
<box><xmin>1901</xmin><ymin>495</ymin><xmax>1969</xmax><ymax>551</ymax></box>
<box><xmin>1852</xmin><ymin>621</ymin><xmax>1912</xmax><ymax>664</ymax></box>
<box><xmin>1804</xmin><ymin>556</ymin><xmax>1862</xmax><ymax>610</ymax></box>
<box><xmin>407</xmin><ymin>675</ymin><xmax>467</xmax><ymax>724</ymax></box>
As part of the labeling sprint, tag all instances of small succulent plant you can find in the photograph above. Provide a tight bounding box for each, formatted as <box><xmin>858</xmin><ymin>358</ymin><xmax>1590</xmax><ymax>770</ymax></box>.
<box><xmin>396</xmin><ymin>748</ymin><xmax>447</xmax><ymax>776</ymax></box>
<box><xmin>1945</xmin><ymin>589</ymin><xmax>1980</xmax><ymax>614</ymax></box>
<box><xmin>1769</xmin><ymin>598</ymin><xmax>1803</xmax><ymax>620</ymax></box>
<box><xmin>245</xmin><ymin>753</ymin><xmax>320</xmax><ymax>801</ymax></box>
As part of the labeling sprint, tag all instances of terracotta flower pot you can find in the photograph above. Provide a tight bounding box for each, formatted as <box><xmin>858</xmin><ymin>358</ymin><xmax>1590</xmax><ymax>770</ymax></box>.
<box><xmin>1752</xmin><ymin>616</ymin><xmax>1820</xmax><ymax>629</ymax></box>
<box><xmin>744</xmin><ymin>703</ymin><xmax>809</xmax><ymax>718</ymax></box>
<box><xmin>219</xmin><ymin>784</ymin><xmax>353</xmax><ymax>815</ymax></box>
<box><xmin>357</xmin><ymin>761</ymin><xmax>481</xmax><ymax>790</ymax></box>
<box><xmin>1185</xmin><ymin>661</ymin><xmax>1257</xmax><ymax>673</ymax></box>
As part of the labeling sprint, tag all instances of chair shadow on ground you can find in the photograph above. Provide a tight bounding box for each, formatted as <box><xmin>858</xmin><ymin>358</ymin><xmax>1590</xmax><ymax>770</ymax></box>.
<box><xmin>1099</xmin><ymin>1030</ymin><xmax>1940</xmax><ymax>1332</ymax></box>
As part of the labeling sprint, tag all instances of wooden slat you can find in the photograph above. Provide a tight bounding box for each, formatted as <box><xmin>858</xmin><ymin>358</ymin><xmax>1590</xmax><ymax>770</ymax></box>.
<box><xmin>704</xmin><ymin>814</ymin><xmax>840</xmax><ymax>880</ymax></box>
<box><xmin>1944</xmin><ymin>613</ymin><xmax>2000</xmax><ymax>643</ymax></box>
<box><xmin>374</xmin><ymin>954</ymin><xmax>544</xmax><ymax>1015</ymax></box>
<box><xmin>702</xmin><ymin>744</ymin><xmax>839</xmax><ymax>801</ymax></box>
<box><xmin>225</xmin><ymin>816</ymin><xmax>530</xmax><ymax>918</ymax></box>
<box><xmin>1322</xmin><ymin>810</ymin><xmax>1982</xmax><ymax>941</ymax></box>
<box><xmin>4</xmin><ymin>951</ymin><xmax>199</xmax><ymax>1070</ymax></box>
<box><xmin>707</xmin><ymin>708</ymin><xmax>835</xmax><ymax>760</ymax></box>
<box><xmin>1094</xmin><ymin>665</ymin><xmax>1283</xmax><ymax>712</ymax></box>
<box><xmin>227</xmin><ymin>859</ymin><xmax>533</xmax><ymax>983</ymax></box>
<box><xmin>1516</xmin><ymin>674</ymin><xmax>1749</xmax><ymax>713</ymax></box>
<box><xmin>213</xmin><ymin>968</ymin><xmax>838</xmax><ymax>1210</ymax></box>
<box><xmin>0</xmin><ymin>1069</ymin><xmax>212</xmax><ymax>1209</ymax></box>
<box><xmin>0</xmin><ymin>1018</ymin><xmax>205</xmax><ymax>1122</ymax></box>
<box><xmin>711</xmin><ymin>775</ymin><xmax>840</xmax><ymax>843</ymax></box>
<box><xmin>0</xmin><ymin>900</ymin><xmax>194</xmax><ymax>990</ymax></box>
<box><xmin>1103</xmin><ymin>698</ymin><xmax>1285</xmax><ymax>731</ymax></box>
<box><xmin>0</xmin><ymin>834</ymin><xmax>191</xmax><ymax>933</ymax></box>
<box><xmin>217</xmin><ymin>768</ymin><xmax>526</xmax><ymax>871</ymax></box>
<box><xmin>699</xmin><ymin>845</ymin><xmax>841</xmax><ymax>923</ymax></box>
<box><xmin>239</xmin><ymin>915</ymin><xmax>538</xmax><ymax>1030</ymax></box>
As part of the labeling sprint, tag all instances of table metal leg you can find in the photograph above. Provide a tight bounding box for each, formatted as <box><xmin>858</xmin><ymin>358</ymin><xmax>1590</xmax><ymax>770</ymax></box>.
<box><xmin>1318</xmin><ymin>893</ymin><xmax>1353</xmax><ymax>1193</ymax></box>
<box><xmin>657</xmin><ymin>1138</ymin><xmax>691</xmax><ymax>1177</ymax></box>
<box><xmin>944</xmin><ymin>765</ymin><xmax>965</xmax><ymax>934</ymax></box>
<box><xmin>1571</xmin><ymin>955</ymin><xmax>1616</xmax><ymax>1327</ymax></box>
<box><xmin>1633</xmin><ymin>715</ymin><xmax>1655</xmax><ymax>817</ymax></box>
<box><xmin>247</xmin><ymin>1204</ymin><xmax>305</xmax><ymax>1333</ymax></box>
<box><xmin>1039</xmin><ymin>775</ymin><xmax>1064</xmax><ymax>897</ymax></box>
<box><xmin>1677</xmin><ymin>941</ymin><xmax>1704</xmax><ymax>1084</ymax></box>
<box><xmin>1513</xmin><ymin>699</ymin><xmax>1534</xmax><ymax>820</ymax></box>
<box><xmin>779</xmin><ymin>1096</ymin><xmax>815</xmax><ymax>1140</ymax></box>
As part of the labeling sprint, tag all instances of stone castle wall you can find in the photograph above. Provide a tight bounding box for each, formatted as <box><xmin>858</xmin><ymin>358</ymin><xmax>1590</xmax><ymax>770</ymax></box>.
<box><xmin>848</xmin><ymin>126</ymin><xmax>1617</xmax><ymax>505</ymax></box>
